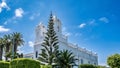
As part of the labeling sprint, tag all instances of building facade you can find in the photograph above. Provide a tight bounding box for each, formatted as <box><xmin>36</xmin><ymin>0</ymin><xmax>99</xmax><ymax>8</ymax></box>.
<box><xmin>24</xmin><ymin>14</ymin><xmax>98</xmax><ymax>66</ymax></box>
<box><xmin>33</xmin><ymin>14</ymin><xmax>98</xmax><ymax>66</ymax></box>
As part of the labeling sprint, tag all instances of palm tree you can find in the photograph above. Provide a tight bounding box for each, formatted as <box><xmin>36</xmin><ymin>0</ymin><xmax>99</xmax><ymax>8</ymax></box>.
<box><xmin>11</xmin><ymin>32</ymin><xmax>24</xmax><ymax>58</ymax></box>
<box><xmin>3</xmin><ymin>34</ymin><xmax>11</xmax><ymax>61</ymax></box>
<box><xmin>57</xmin><ymin>50</ymin><xmax>77</xmax><ymax>68</ymax></box>
<box><xmin>0</xmin><ymin>38</ymin><xmax>4</xmax><ymax>60</ymax></box>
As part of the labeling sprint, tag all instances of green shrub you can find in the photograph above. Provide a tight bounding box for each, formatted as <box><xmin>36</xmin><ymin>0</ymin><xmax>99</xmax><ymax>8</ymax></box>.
<box><xmin>0</xmin><ymin>61</ymin><xmax>10</xmax><ymax>68</ymax></box>
<box><xmin>10</xmin><ymin>58</ymin><xmax>40</xmax><ymax>68</ymax></box>
<box><xmin>107</xmin><ymin>54</ymin><xmax>120</xmax><ymax>68</ymax></box>
<box><xmin>79</xmin><ymin>64</ymin><xmax>96</xmax><ymax>68</ymax></box>
<box><xmin>40</xmin><ymin>65</ymin><xmax>52</xmax><ymax>68</ymax></box>
<box><xmin>96</xmin><ymin>65</ymin><xmax>106</xmax><ymax>68</ymax></box>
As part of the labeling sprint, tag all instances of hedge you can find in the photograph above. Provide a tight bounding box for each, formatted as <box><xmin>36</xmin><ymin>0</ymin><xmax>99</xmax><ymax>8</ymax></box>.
<box><xmin>10</xmin><ymin>58</ymin><xmax>40</xmax><ymax>68</ymax></box>
<box><xmin>0</xmin><ymin>61</ymin><xmax>10</xmax><ymax>68</ymax></box>
<box><xmin>79</xmin><ymin>64</ymin><xmax>96</xmax><ymax>68</ymax></box>
<box><xmin>40</xmin><ymin>65</ymin><xmax>52</xmax><ymax>68</ymax></box>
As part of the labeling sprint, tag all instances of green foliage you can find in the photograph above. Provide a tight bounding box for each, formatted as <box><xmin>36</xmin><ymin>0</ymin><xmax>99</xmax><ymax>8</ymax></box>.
<box><xmin>79</xmin><ymin>64</ymin><xmax>106</xmax><ymax>68</ymax></box>
<box><xmin>3</xmin><ymin>34</ymin><xmax>12</xmax><ymax>61</ymax></box>
<box><xmin>96</xmin><ymin>65</ymin><xmax>106</xmax><ymax>68</ymax></box>
<box><xmin>107</xmin><ymin>54</ymin><xmax>120</xmax><ymax>68</ymax></box>
<box><xmin>57</xmin><ymin>50</ymin><xmax>77</xmax><ymax>68</ymax></box>
<box><xmin>79</xmin><ymin>64</ymin><xmax>96</xmax><ymax>68</ymax></box>
<box><xmin>10</xmin><ymin>58</ymin><xmax>40</xmax><ymax>68</ymax></box>
<box><xmin>38</xmin><ymin>13</ymin><xmax>59</xmax><ymax>65</ymax></box>
<box><xmin>40</xmin><ymin>65</ymin><xmax>52</xmax><ymax>68</ymax></box>
<box><xmin>0</xmin><ymin>38</ymin><xmax>4</xmax><ymax>60</ymax></box>
<box><xmin>0</xmin><ymin>61</ymin><xmax>10</xmax><ymax>68</ymax></box>
<box><xmin>0</xmin><ymin>32</ymin><xmax>24</xmax><ymax>61</ymax></box>
<box><xmin>11</xmin><ymin>32</ymin><xmax>24</xmax><ymax>54</ymax></box>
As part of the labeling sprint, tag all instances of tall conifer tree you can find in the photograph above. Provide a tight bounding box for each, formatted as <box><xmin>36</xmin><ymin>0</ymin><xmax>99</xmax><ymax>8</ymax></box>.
<box><xmin>38</xmin><ymin>13</ymin><xmax>59</xmax><ymax>65</ymax></box>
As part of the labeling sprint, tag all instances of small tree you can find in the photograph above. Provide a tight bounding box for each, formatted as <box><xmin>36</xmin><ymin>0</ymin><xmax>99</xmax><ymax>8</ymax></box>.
<box><xmin>57</xmin><ymin>50</ymin><xmax>77</xmax><ymax>68</ymax></box>
<box><xmin>38</xmin><ymin>13</ymin><xmax>59</xmax><ymax>65</ymax></box>
<box><xmin>107</xmin><ymin>54</ymin><xmax>120</xmax><ymax>68</ymax></box>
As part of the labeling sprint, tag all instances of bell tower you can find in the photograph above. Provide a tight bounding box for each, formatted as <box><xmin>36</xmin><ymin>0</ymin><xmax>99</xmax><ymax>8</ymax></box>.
<box><xmin>35</xmin><ymin>23</ymin><xmax>46</xmax><ymax>44</ymax></box>
<box><xmin>52</xmin><ymin>14</ymin><xmax>62</xmax><ymax>36</ymax></box>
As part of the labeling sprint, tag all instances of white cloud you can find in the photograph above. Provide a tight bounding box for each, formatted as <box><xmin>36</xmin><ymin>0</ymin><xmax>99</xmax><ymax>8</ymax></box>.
<box><xmin>0</xmin><ymin>26</ymin><xmax>10</xmax><ymax>32</ymax></box>
<box><xmin>29</xmin><ymin>16</ymin><xmax>34</xmax><ymax>20</ymax></box>
<box><xmin>15</xmin><ymin>8</ymin><xmax>24</xmax><ymax>17</ymax></box>
<box><xmin>78</xmin><ymin>19</ymin><xmax>96</xmax><ymax>29</ymax></box>
<box><xmin>79</xmin><ymin>23</ymin><xmax>86</xmax><ymax>28</ymax></box>
<box><xmin>3</xmin><ymin>8</ymin><xmax>24</xmax><ymax>25</ymax></box>
<box><xmin>17</xmin><ymin>46</ymin><xmax>24</xmax><ymax>54</ymax></box>
<box><xmin>75</xmin><ymin>33</ymin><xmax>82</xmax><ymax>37</ymax></box>
<box><xmin>65</xmin><ymin>32</ymin><xmax>71</xmax><ymax>36</ymax></box>
<box><xmin>28</xmin><ymin>41</ymin><xmax>34</xmax><ymax>47</ymax></box>
<box><xmin>3</xmin><ymin>21</ymin><xmax>8</xmax><ymax>25</ymax></box>
<box><xmin>3</xmin><ymin>17</ymin><xmax>17</xmax><ymax>25</ymax></box>
<box><xmin>17</xmin><ymin>50</ymin><xmax>24</xmax><ymax>54</ymax></box>
<box><xmin>99</xmin><ymin>63</ymin><xmax>109</xmax><ymax>67</ymax></box>
<box><xmin>0</xmin><ymin>0</ymin><xmax>10</xmax><ymax>13</ymax></box>
<box><xmin>89</xmin><ymin>19</ymin><xmax>96</xmax><ymax>25</ymax></box>
<box><xmin>62</xmin><ymin>27</ymin><xmax>71</xmax><ymax>36</ymax></box>
<box><xmin>4</xmin><ymin>8</ymin><xmax>24</xmax><ymax>25</ymax></box>
<box><xmin>99</xmin><ymin>17</ymin><xmax>109</xmax><ymax>23</ymax></box>
<box><xmin>29</xmin><ymin>13</ymin><xmax>40</xmax><ymax>20</ymax></box>
<box><xmin>62</xmin><ymin>27</ymin><xmax>66</xmax><ymax>32</ymax></box>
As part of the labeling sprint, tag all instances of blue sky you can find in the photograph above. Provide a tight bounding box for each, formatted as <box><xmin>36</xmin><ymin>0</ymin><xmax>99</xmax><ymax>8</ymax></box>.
<box><xmin>0</xmin><ymin>0</ymin><xmax>120</xmax><ymax>66</ymax></box>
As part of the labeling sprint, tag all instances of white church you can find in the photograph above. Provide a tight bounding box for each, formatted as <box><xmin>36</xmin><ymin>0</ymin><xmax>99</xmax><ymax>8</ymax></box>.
<box><xmin>24</xmin><ymin>14</ymin><xmax>98</xmax><ymax>66</ymax></box>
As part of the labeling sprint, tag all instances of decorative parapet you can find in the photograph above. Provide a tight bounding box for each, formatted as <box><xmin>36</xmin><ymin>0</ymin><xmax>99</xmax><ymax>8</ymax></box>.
<box><xmin>34</xmin><ymin>41</ymin><xmax>43</xmax><ymax>45</ymax></box>
<box><xmin>68</xmin><ymin>43</ymin><xmax>98</xmax><ymax>57</ymax></box>
<box><xmin>23</xmin><ymin>53</ymin><xmax>34</xmax><ymax>59</ymax></box>
<box><xmin>61</xmin><ymin>34</ymin><xmax>68</xmax><ymax>40</ymax></box>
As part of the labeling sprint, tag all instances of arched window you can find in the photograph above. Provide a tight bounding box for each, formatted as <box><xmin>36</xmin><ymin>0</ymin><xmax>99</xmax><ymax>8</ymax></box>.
<box><xmin>81</xmin><ymin>59</ymin><xmax>83</xmax><ymax>64</ymax></box>
<box><xmin>94</xmin><ymin>63</ymin><xmax>96</xmax><ymax>65</ymax></box>
<box><xmin>57</xmin><ymin>26</ymin><xmax>59</xmax><ymax>32</ymax></box>
<box><xmin>36</xmin><ymin>51</ymin><xmax>38</xmax><ymax>58</ymax></box>
<box><xmin>88</xmin><ymin>61</ymin><xmax>90</xmax><ymax>64</ymax></box>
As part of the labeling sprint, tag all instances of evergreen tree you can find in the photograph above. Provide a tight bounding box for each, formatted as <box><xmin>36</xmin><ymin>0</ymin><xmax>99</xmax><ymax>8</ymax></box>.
<box><xmin>38</xmin><ymin>13</ymin><xmax>59</xmax><ymax>65</ymax></box>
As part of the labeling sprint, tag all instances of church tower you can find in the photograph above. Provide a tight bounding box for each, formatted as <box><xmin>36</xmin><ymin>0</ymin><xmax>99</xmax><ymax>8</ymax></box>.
<box><xmin>35</xmin><ymin>23</ymin><xmax>46</xmax><ymax>44</ymax></box>
<box><xmin>52</xmin><ymin>13</ymin><xmax>62</xmax><ymax>36</ymax></box>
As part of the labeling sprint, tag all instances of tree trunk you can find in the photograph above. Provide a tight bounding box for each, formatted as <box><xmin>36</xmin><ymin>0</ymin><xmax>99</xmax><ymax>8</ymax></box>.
<box><xmin>0</xmin><ymin>46</ymin><xmax>3</xmax><ymax>60</ymax></box>
<box><xmin>5</xmin><ymin>45</ymin><xmax>10</xmax><ymax>61</ymax></box>
<box><xmin>14</xmin><ymin>44</ymin><xmax>17</xmax><ymax>54</ymax></box>
<box><xmin>5</xmin><ymin>56</ymin><xmax>8</xmax><ymax>61</ymax></box>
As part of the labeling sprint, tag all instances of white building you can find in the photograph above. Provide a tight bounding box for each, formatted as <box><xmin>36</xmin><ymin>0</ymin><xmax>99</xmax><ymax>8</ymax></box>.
<box><xmin>23</xmin><ymin>53</ymin><xmax>34</xmax><ymax>59</ymax></box>
<box><xmin>24</xmin><ymin>14</ymin><xmax>98</xmax><ymax>66</ymax></box>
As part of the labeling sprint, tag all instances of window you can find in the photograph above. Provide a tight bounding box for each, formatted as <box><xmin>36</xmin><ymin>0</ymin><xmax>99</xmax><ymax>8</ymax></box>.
<box><xmin>43</xmin><ymin>32</ymin><xmax>45</xmax><ymax>36</ymax></box>
<box><xmin>88</xmin><ymin>61</ymin><xmax>90</xmax><ymax>64</ymax></box>
<box><xmin>81</xmin><ymin>59</ymin><xmax>83</xmax><ymax>64</ymax></box>
<box><xmin>36</xmin><ymin>51</ymin><xmax>38</xmax><ymax>58</ymax></box>
<box><xmin>94</xmin><ymin>63</ymin><xmax>96</xmax><ymax>65</ymax></box>
<box><xmin>57</xmin><ymin>26</ymin><xmax>59</xmax><ymax>32</ymax></box>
